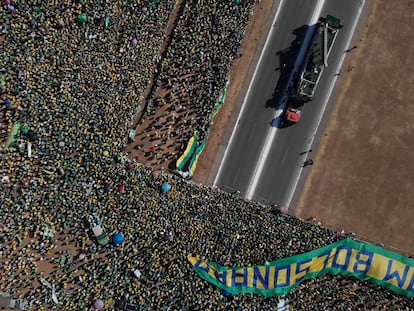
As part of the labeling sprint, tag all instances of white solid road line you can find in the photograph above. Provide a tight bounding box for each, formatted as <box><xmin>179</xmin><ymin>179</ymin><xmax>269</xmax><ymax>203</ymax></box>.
<box><xmin>245</xmin><ymin>0</ymin><xmax>326</xmax><ymax>200</ymax></box>
<box><xmin>284</xmin><ymin>0</ymin><xmax>366</xmax><ymax>209</ymax></box>
<box><xmin>245</xmin><ymin>124</ymin><xmax>279</xmax><ymax>199</ymax></box>
<box><xmin>213</xmin><ymin>0</ymin><xmax>286</xmax><ymax>187</ymax></box>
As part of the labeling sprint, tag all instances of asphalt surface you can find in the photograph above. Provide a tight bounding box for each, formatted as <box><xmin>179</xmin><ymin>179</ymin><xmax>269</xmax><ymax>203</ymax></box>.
<box><xmin>214</xmin><ymin>0</ymin><xmax>365</xmax><ymax>207</ymax></box>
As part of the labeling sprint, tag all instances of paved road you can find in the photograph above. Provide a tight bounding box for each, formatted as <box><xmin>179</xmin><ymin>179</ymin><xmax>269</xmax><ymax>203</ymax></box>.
<box><xmin>214</xmin><ymin>0</ymin><xmax>365</xmax><ymax>207</ymax></box>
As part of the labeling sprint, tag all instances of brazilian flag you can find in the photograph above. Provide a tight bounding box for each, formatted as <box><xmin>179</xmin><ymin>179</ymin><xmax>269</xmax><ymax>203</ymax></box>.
<box><xmin>176</xmin><ymin>131</ymin><xmax>198</xmax><ymax>170</ymax></box>
<box><xmin>188</xmin><ymin>143</ymin><xmax>205</xmax><ymax>176</ymax></box>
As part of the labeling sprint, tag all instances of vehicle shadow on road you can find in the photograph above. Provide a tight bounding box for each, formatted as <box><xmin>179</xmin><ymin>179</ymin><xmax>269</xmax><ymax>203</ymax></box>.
<box><xmin>264</xmin><ymin>24</ymin><xmax>313</xmax><ymax>110</ymax></box>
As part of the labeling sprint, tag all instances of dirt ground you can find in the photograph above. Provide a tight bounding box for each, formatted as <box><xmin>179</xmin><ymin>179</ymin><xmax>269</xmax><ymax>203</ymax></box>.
<box><xmin>195</xmin><ymin>0</ymin><xmax>414</xmax><ymax>255</ymax></box>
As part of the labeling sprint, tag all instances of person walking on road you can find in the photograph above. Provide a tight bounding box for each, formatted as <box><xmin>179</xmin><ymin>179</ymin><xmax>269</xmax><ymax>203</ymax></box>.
<box><xmin>302</xmin><ymin>159</ymin><xmax>314</xmax><ymax>167</ymax></box>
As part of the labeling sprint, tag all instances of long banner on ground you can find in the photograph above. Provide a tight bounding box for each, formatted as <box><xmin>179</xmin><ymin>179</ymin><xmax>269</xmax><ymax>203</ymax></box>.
<box><xmin>188</xmin><ymin>143</ymin><xmax>205</xmax><ymax>176</ymax></box>
<box><xmin>175</xmin><ymin>80</ymin><xmax>229</xmax><ymax>178</ymax></box>
<box><xmin>176</xmin><ymin>131</ymin><xmax>198</xmax><ymax>171</ymax></box>
<box><xmin>188</xmin><ymin>238</ymin><xmax>414</xmax><ymax>297</ymax></box>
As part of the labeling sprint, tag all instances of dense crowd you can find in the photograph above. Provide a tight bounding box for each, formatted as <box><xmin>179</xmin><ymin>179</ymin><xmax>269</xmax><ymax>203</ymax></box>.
<box><xmin>128</xmin><ymin>0</ymin><xmax>256</xmax><ymax>169</ymax></box>
<box><xmin>1</xmin><ymin>0</ymin><xmax>413</xmax><ymax>310</ymax></box>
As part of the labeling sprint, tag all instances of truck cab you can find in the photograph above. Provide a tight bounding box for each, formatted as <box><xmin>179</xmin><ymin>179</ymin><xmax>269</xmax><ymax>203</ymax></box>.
<box><xmin>285</xmin><ymin>108</ymin><xmax>301</xmax><ymax>124</ymax></box>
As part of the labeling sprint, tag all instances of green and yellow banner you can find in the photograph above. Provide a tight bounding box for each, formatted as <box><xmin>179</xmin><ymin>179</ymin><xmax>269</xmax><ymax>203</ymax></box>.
<box><xmin>175</xmin><ymin>80</ymin><xmax>230</xmax><ymax>177</ymax></box>
<box><xmin>188</xmin><ymin>238</ymin><xmax>414</xmax><ymax>298</ymax></box>
<box><xmin>210</xmin><ymin>80</ymin><xmax>229</xmax><ymax>121</ymax></box>
<box><xmin>5</xmin><ymin>122</ymin><xmax>21</xmax><ymax>149</ymax></box>
<box><xmin>176</xmin><ymin>131</ymin><xmax>198</xmax><ymax>171</ymax></box>
<box><xmin>188</xmin><ymin>143</ymin><xmax>205</xmax><ymax>176</ymax></box>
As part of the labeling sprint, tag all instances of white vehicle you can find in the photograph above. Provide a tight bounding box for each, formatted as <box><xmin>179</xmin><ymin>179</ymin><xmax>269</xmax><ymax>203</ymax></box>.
<box><xmin>0</xmin><ymin>292</ymin><xmax>29</xmax><ymax>310</ymax></box>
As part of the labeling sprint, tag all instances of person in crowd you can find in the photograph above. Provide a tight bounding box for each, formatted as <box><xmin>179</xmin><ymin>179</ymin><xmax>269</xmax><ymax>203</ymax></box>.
<box><xmin>0</xmin><ymin>1</ymin><xmax>411</xmax><ymax>309</ymax></box>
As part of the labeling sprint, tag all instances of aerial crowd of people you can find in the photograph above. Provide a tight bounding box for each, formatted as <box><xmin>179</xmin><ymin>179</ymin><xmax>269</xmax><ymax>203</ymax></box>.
<box><xmin>128</xmin><ymin>0</ymin><xmax>253</xmax><ymax>169</ymax></box>
<box><xmin>1</xmin><ymin>0</ymin><xmax>413</xmax><ymax>310</ymax></box>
